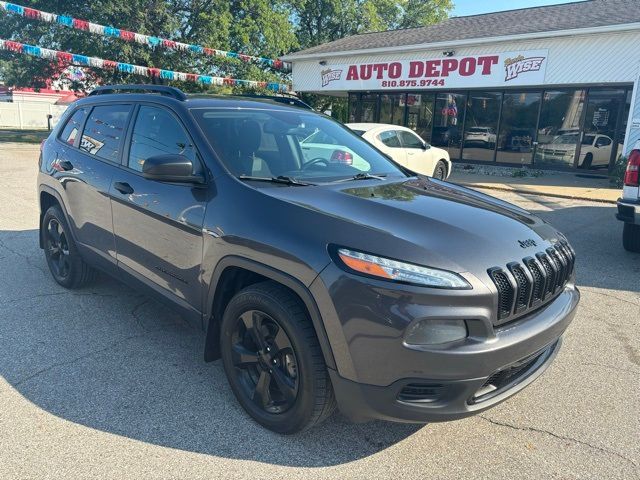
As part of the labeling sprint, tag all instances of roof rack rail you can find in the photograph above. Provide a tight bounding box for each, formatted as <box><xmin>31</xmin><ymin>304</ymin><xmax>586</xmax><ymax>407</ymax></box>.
<box><xmin>236</xmin><ymin>94</ymin><xmax>313</xmax><ymax>110</ymax></box>
<box><xmin>88</xmin><ymin>84</ymin><xmax>187</xmax><ymax>101</ymax></box>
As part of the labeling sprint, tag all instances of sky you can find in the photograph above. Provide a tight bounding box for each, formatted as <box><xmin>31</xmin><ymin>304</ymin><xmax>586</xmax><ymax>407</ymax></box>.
<box><xmin>453</xmin><ymin>0</ymin><xmax>578</xmax><ymax>17</ymax></box>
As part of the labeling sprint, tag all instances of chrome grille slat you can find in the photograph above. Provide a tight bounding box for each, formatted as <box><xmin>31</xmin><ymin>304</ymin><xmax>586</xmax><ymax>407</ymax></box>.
<box><xmin>488</xmin><ymin>242</ymin><xmax>575</xmax><ymax>324</ymax></box>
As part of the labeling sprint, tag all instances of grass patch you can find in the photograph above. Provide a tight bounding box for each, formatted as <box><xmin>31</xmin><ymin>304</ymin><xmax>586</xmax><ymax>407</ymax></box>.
<box><xmin>0</xmin><ymin>129</ymin><xmax>50</xmax><ymax>144</ymax></box>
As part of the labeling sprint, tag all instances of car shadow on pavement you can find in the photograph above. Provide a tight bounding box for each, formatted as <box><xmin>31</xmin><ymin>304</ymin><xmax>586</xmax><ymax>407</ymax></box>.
<box><xmin>0</xmin><ymin>228</ymin><xmax>421</xmax><ymax>468</ymax></box>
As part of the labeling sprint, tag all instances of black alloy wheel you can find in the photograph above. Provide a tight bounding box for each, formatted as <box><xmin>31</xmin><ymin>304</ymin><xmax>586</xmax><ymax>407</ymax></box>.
<box><xmin>230</xmin><ymin>310</ymin><xmax>299</xmax><ymax>414</ymax></box>
<box><xmin>220</xmin><ymin>282</ymin><xmax>336</xmax><ymax>433</ymax></box>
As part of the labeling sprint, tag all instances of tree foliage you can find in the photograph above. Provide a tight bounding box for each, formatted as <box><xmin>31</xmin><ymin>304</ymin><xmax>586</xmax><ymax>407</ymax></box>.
<box><xmin>0</xmin><ymin>0</ymin><xmax>452</xmax><ymax>93</ymax></box>
<box><xmin>0</xmin><ymin>0</ymin><xmax>297</xmax><ymax>92</ymax></box>
<box><xmin>290</xmin><ymin>0</ymin><xmax>452</xmax><ymax>49</ymax></box>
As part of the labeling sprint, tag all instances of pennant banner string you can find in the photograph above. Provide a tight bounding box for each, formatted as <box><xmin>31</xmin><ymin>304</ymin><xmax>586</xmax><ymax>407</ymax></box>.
<box><xmin>0</xmin><ymin>1</ymin><xmax>291</xmax><ymax>71</ymax></box>
<box><xmin>0</xmin><ymin>38</ymin><xmax>291</xmax><ymax>92</ymax></box>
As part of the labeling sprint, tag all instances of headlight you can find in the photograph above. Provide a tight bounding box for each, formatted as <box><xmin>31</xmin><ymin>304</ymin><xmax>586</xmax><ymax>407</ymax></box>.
<box><xmin>336</xmin><ymin>248</ymin><xmax>471</xmax><ymax>289</ymax></box>
<box><xmin>405</xmin><ymin>319</ymin><xmax>468</xmax><ymax>345</ymax></box>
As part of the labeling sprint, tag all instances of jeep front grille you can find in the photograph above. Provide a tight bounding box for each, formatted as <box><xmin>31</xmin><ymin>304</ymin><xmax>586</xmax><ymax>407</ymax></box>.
<box><xmin>488</xmin><ymin>240</ymin><xmax>575</xmax><ymax>324</ymax></box>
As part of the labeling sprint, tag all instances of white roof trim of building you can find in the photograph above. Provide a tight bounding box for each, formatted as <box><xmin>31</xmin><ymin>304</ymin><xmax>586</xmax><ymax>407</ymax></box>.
<box><xmin>281</xmin><ymin>22</ymin><xmax>640</xmax><ymax>61</ymax></box>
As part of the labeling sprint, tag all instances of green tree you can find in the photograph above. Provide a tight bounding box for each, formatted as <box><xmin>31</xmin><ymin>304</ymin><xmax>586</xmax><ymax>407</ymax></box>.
<box><xmin>290</xmin><ymin>0</ymin><xmax>453</xmax><ymax>49</ymax></box>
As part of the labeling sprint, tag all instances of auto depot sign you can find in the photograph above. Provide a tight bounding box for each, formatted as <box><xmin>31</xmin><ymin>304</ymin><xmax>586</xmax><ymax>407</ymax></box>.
<box><xmin>317</xmin><ymin>49</ymin><xmax>548</xmax><ymax>91</ymax></box>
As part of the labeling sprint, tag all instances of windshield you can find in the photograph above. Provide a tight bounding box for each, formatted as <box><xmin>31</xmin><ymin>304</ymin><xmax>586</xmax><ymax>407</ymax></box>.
<box><xmin>551</xmin><ymin>134</ymin><xmax>579</xmax><ymax>145</ymax></box>
<box><xmin>191</xmin><ymin>108</ymin><xmax>406</xmax><ymax>182</ymax></box>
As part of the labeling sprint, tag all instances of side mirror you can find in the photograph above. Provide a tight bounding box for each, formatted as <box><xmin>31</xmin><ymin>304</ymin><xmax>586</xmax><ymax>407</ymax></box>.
<box><xmin>422</xmin><ymin>142</ymin><xmax>430</xmax><ymax>150</ymax></box>
<box><xmin>142</xmin><ymin>154</ymin><xmax>204</xmax><ymax>184</ymax></box>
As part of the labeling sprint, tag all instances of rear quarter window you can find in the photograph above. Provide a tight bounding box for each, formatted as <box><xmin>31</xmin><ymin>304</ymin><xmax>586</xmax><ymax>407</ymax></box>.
<box><xmin>58</xmin><ymin>108</ymin><xmax>89</xmax><ymax>146</ymax></box>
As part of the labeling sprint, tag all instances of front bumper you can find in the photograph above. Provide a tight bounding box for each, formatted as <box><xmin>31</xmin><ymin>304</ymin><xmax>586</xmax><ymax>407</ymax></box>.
<box><xmin>329</xmin><ymin>336</ymin><xmax>564</xmax><ymax>423</ymax></box>
<box><xmin>312</xmin><ymin>263</ymin><xmax>579</xmax><ymax>423</ymax></box>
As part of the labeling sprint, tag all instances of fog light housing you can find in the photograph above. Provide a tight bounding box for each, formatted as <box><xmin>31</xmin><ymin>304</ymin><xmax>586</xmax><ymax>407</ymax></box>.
<box><xmin>404</xmin><ymin>319</ymin><xmax>468</xmax><ymax>345</ymax></box>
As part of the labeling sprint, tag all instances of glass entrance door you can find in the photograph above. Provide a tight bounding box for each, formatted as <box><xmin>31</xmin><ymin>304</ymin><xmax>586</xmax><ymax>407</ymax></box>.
<box><xmin>496</xmin><ymin>92</ymin><xmax>541</xmax><ymax>165</ymax></box>
<box><xmin>406</xmin><ymin>93</ymin><xmax>435</xmax><ymax>144</ymax></box>
<box><xmin>577</xmin><ymin>89</ymin><xmax>626</xmax><ymax>171</ymax></box>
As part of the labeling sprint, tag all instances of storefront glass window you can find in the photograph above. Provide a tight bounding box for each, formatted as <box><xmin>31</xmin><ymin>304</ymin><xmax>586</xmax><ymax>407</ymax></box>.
<box><xmin>379</xmin><ymin>93</ymin><xmax>406</xmax><ymax>126</ymax></box>
<box><xmin>361</xmin><ymin>93</ymin><xmax>378</xmax><ymax>123</ymax></box>
<box><xmin>496</xmin><ymin>92</ymin><xmax>541</xmax><ymax>165</ymax></box>
<box><xmin>579</xmin><ymin>88</ymin><xmax>626</xmax><ymax>170</ymax></box>
<box><xmin>433</xmin><ymin>93</ymin><xmax>466</xmax><ymax>160</ymax></box>
<box><xmin>348</xmin><ymin>93</ymin><xmax>359</xmax><ymax>122</ymax></box>
<box><xmin>406</xmin><ymin>93</ymin><xmax>435</xmax><ymax>143</ymax></box>
<box><xmin>462</xmin><ymin>92</ymin><xmax>501</xmax><ymax>162</ymax></box>
<box><xmin>535</xmin><ymin>89</ymin><xmax>586</xmax><ymax>168</ymax></box>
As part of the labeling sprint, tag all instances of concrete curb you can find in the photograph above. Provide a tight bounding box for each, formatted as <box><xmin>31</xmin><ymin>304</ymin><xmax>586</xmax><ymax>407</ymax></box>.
<box><xmin>456</xmin><ymin>182</ymin><xmax>618</xmax><ymax>205</ymax></box>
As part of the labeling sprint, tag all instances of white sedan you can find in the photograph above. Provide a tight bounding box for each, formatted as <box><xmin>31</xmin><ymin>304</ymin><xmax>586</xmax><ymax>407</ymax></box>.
<box><xmin>346</xmin><ymin>123</ymin><xmax>452</xmax><ymax>180</ymax></box>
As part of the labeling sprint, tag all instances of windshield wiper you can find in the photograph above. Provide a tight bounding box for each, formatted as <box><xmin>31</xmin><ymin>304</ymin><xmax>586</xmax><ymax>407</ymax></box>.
<box><xmin>238</xmin><ymin>175</ymin><xmax>315</xmax><ymax>186</ymax></box>
<box><xmin>330</xmin><ymin>172</ymin><xmax>388</xmax><ymax>183</ymax></box>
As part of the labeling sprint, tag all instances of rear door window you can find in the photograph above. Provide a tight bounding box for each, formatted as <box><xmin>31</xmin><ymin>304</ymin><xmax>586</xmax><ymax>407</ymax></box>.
<box><xmin>378</xmin><ymin>130</ymin><xmax>401</xmax><ymax>148</ymax></box>
<box><xmin>58</xmin><ymin>108</ymin><xmax>89</xmax><ymax>146</ymax></box>
<box><xmin>80</xmin><ymin>104</ymin><xmax>132</xmax><ymax>163</ymax></box>
<box><xmin>128</xmin><ymin>106</ymin><xmax>196</xmax><ymax>172</ymax></box>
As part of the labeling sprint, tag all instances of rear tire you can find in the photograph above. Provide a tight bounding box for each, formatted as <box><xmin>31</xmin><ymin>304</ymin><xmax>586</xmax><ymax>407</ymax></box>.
<box><xmin>433</xmin><ymin>160</ymin><xmax>447</xmax><ymax>180</ymax></box>
<box><xmin>623</xmin><ymin>223</ymin><xmax>640</xmax><ymax>252</ymax></box>
<box><xmin>220</xmin><ymin>281</ymin><xmax>336</xmax><ymax>433</ymax></box>
<box><xmin>42</xmin><ymin>205</ymin><xmax>97</xmax><ymax>288</ymax></box>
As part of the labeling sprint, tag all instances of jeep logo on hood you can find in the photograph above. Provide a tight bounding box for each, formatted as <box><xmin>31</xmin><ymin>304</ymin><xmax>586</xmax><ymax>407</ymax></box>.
<box><xmin>518</xmin><ymin>239</ymin><xmax>537</xmax><ymax>248</ymax></box>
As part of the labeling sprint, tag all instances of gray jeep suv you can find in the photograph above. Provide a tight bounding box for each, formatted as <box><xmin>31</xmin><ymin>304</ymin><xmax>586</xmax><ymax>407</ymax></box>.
<box><xmin>38</xmin><ymin>85</ymin><xmax>580</xmax><ymax>433</ymax></box>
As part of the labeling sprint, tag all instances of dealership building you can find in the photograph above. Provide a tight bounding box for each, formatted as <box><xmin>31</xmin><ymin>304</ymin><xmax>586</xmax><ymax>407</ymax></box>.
<box><xmin>282</xmin><ymin>0</ymin><xmax>640</xmax><ymax>172</ymax></box>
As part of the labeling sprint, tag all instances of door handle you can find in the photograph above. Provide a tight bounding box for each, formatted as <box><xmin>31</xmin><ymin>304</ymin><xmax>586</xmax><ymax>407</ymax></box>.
<box><xmin>114</xmin><ymin>181</ymin><xmax>134</xmax><ymax>195</ymax></box>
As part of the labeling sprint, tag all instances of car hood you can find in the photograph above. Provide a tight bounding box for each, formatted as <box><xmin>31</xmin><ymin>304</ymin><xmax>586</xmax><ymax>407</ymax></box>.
<box><xmin>259</xmin><ymin>177</ymin><xmax>565</xmax><ymax>275</ymax></box>
<box><xmin>541</xmin><ymin>144</ymin><xmax>576</xmax><ymax>152</ymax></box>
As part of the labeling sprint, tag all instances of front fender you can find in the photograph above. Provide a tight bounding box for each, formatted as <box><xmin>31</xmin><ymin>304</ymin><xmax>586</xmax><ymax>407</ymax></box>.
<box><xmin>202</xmin><ymin>255</ymin><xmax>337</xmax><ymax>371</ymax></box>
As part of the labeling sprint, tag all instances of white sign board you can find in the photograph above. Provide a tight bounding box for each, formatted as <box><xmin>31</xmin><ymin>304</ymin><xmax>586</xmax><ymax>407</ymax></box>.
<box><xmin>316</xmin><ymin>50</ymin><xmax>548</xmax><ymax>91</ymax></box>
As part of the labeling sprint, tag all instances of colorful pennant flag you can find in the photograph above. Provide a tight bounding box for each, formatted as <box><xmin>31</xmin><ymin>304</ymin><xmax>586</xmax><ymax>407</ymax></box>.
<box><xmin>0</xmin><ymin>1</ymin><xmax>291</xmax><ymax>72</ymax></box>
<box><xmin>0</xmin><ymin>38</ymin><xmax>291</xmax><ymax>92</ymax></box>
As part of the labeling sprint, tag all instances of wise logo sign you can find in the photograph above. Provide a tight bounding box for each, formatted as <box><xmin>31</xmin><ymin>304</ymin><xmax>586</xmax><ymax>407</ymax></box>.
<box><xmin>321</xmin><ymin>69</ymin><xmax>342</xmax><ymax>87</ymax></box>
<box><xmin>504</xmin><ymin>55</ymin><xmax>546</xmax><ymax>82</ymax></box>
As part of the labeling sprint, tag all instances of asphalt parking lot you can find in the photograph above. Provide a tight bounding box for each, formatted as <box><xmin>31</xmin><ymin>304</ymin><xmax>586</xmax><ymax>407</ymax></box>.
<box><xmin>1</xmin><ymin>143</ymin><xmax>638</xmax><ymax>479</ymax></box>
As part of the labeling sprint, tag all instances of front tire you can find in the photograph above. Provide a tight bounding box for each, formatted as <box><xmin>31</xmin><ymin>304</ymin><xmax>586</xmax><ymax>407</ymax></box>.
<box><xmin>220</xmin><ymin>281</ymin><xmax>335</xmax><ymax>433</ymax></box>
<box><xmin>42</xmin><ymin>205</ymin><xmax>96</xmax><ymax>288</ymax></box>
<box><xmin>623</xmin><ymin>223</ymin><xmax>640</xmax><ymax>252</ymax></box>
<box><xmin>433</xmin><ymin>160</ymin><xmax>448</xmax><ymax>180</ymax></box>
